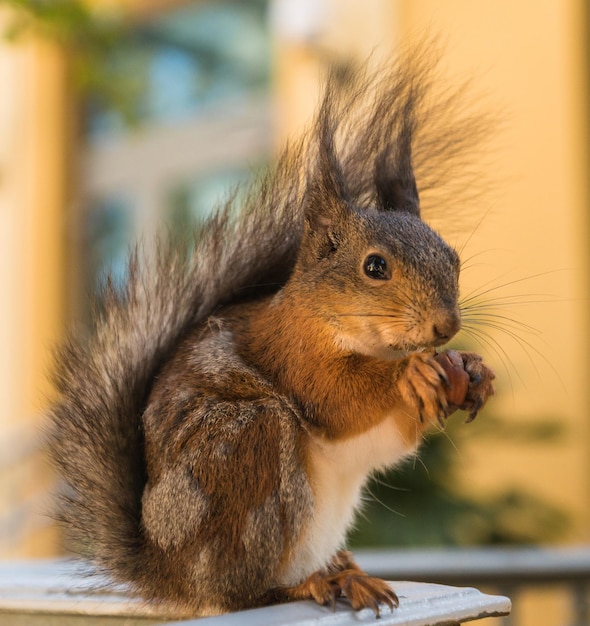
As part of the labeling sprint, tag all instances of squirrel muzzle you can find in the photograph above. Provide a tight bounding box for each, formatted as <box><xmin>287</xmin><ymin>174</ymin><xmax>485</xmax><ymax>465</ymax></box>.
<box><xmin>431</xmin><ymin>307</ymin><xmax>461</xmax><ymax>346</ymax></box>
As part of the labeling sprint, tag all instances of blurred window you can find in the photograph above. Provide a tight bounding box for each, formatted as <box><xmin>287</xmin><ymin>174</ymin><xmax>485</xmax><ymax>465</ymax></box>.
<box><xmin>79</xmin><ymin>0</ymin><xmax>271</xmax><ymax>301</ymax></box>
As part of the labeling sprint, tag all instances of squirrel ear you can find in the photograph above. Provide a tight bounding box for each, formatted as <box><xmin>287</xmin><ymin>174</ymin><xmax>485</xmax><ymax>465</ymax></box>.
<box><xmin>305</xmin><ymin>162</ymin><xmax>349</xmax><ymax>233</ymax></box>
<box><xmin>374</xmin><ymin>106</ymin><xmax>421</xmax><ymax>215</ymax></box>
<box><xmin>374</xmin><ymin>149</ymin><xmax>420</xmax><ymax>215</ymax></box>
<box><xmin>376</xmin><ymin>174</ymin><xmax>420</xmax><ymax>215</ymax></box>
<box><xmin>303</xmin><ymin>170</ymin><xmax>349</xmax><ymax>259</ymax></box>
<box><xmin>303</xmin><ymin>110</ymin><xmax>350</xmax><ymax>257</ymax></box>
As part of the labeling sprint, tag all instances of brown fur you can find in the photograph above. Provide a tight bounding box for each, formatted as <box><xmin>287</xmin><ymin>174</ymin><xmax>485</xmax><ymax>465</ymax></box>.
<box><xmin>47</xmin><ymin>43</ymin><xmax>495</xmax><ymax>617</ymax></box>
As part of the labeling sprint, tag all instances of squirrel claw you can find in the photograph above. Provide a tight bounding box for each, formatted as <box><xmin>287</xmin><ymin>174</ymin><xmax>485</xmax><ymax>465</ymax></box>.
<box><xmin>282</xmin><ymin>559</ymin><xmax>399</xmax><ymax>616</ymax></box>
<box><xmin>469</xmin><ymin>372</ymin><xmax>483</xmax><ymax>386</ymax></box>
<box><xmin>334</xmin><ymin>571</ymin><xmax>399</xmax><ymax>616</ymax></box>
<box><xmin>438</xmin><ymin>370</ymin><xmax>451</xmax><ymax>389</ymax></box>
<box><xmin>457</xmin><ymin>352</ymin><xmax>496</xmax><ymax>423</ymax></box>
<box><xmin>398</xmin><ymin>352</ymin><xmax>451</xmax><ymax>430</ymax></box>
<box><xmin>464</xmin><ymin>398</ymin><xmax>483</xmax><ymax>423</ymax></box>
<box><xmin>280</xmin><ymin>571</ymin><xmax>340</xmax><ymax>609</ymax></box>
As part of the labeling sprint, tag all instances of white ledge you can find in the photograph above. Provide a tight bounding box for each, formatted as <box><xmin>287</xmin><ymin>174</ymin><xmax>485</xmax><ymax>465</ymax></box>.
<box><xmin>181</xmin><ymin>581</ymin><xmax>510</xmax><ymax>626</ymax></box>
<box><xmin>0</xmin><ymin>559</ymin><xmax>510</xmax><ymax>625</ymax></box>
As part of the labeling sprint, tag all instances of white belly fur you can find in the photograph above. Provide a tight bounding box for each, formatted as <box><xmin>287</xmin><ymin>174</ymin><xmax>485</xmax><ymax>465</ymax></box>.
<box><xmin>279</xmin><ymin>415</ymin><xmax>419</xmax><ymax>586</ymax></box>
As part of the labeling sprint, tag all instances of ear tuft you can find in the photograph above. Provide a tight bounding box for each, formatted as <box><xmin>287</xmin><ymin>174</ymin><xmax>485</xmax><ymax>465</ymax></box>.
<box><xmin>375</xmin><ymin>159</ymin><xmax>420</xmax><ymax>215</ymax></box>
<box><xmin>302</xmin><ymin>76</ymin><xmax>352</xmax><ymax>257</ymax></box>
<box><xmin>374</xmin><ymin>103</ymin><xmax>420</xmax><ymax>215</ymax></box>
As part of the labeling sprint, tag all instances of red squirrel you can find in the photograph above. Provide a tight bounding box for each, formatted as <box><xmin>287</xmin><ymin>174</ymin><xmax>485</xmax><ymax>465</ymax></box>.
<box><xmin>48</xmin><ymin>50</ymin><xmax>495</xmax><ymax>617</ymax></box>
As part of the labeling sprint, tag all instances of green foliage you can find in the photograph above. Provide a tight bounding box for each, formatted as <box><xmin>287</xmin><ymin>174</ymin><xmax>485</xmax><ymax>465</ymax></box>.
<box><xmin>4</xmin><ymin>0</ymin><xmax>116</xmax><ymax>42</ymax></box>
<box><xmin>4</xmin><ymin>0</ymin><xmax>271</xmax><ymax>131</ymax></box>
<box><xmin>3</xmin><ymin>0</ymin><xmax>145</xmax><ymax>123</ymax></box>
<box><xmin>348</xmin><ymin>414</ymin><xmax>569</xmax><ymax>548</ymax></box>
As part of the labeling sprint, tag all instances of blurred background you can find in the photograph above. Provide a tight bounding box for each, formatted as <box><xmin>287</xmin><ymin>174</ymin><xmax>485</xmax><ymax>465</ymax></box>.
<box><xmin>0</xmin><ymin>1</ymin><xmax>588</xmax><ymax>625</ymax></box>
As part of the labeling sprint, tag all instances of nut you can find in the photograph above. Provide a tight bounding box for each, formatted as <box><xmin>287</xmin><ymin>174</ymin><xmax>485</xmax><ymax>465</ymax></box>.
<box><xmin>434</xmin><ymin>350</ymin><xmax>470</xmax><ymax>406</ymax></box>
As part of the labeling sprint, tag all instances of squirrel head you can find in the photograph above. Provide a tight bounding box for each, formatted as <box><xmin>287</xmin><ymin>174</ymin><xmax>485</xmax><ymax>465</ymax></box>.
<box><xmin>289</xmin><ymin>128</ymin><xmax>461</xmax><ymax>361</ymax></box>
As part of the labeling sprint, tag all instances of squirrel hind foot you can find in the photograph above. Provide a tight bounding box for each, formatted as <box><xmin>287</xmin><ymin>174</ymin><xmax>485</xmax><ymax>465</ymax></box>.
<box><xmin>274</xmin><ymin>566</ymin><xmax>399</xmax><ymax>617</ymax></box>
<box><xmin>329</xmin><ymin>569</ymin><xmax>399</xmax><ymax>617</ymax></box>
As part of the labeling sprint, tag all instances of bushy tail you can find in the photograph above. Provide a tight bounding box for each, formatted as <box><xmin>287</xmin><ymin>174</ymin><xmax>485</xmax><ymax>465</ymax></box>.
<box><xmin>47</xmin><ymin>42</ymin><xmax>487</xmax><ymax>590</ymax></box>
<box><xmin>47</xmin><ymin>142</ymin><xmax>307</xmax><ymax>582</ymax></box>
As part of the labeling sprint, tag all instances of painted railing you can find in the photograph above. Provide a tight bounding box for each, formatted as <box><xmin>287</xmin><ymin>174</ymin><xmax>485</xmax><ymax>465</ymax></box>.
<box><xmin>357</xmin><ymin>545</ymin><xmax>590</xmax><ymax>626</ymax></box>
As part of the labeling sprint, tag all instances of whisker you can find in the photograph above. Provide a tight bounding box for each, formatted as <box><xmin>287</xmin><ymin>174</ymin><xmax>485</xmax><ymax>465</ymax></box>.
<box><xmin>460</xmin><ymin>326</ymin><xmax>517</xmax><ymax>396</ymax></box>
<box><xmin>460</xmin><ymin>269</ymin><xmax>568</xmax><ymax>305</ymax></box>
<box><xmin>354</xmin><ymin>499</ymin><xmax>372</xmax><ymax>523</ymax></box>
<box><xmin>332</xmin><ymin>312</ymin><xmax>410</xmax><ymax>319</ymax></box>
<box><xmin>460</xmin><ymin>270</ymin><xmax>518</xmax><ymax>304</ymax></box>
<box><xmin>363</xmin><ymin>484</ymin><xmax>405</xmax><ymax>517</ymax></box>
<box><xmin>461</xmin><ymin>311</ymin><xmax>543</xmax><ymax>336</ymax></box>
<box><xmin>463</xmin><ymin>318</ymin><xmax>566</xmax><ymax>393</ymax></box>
<box><xmin>459</xmin><ymin>247</ymin><xmax>507</xmax><ymax>273</ymax></box>
<box><xmin>469</xmin><ymin>319</ymin><xmax>543</xmax><ymax>380</ymax></box>
<box><xmin>439</xmin><ymin>429</ymin><xmax>462</xmax><ymax>460</ymax></box>
<box><xmin>413</xmin><ymin>453</ymin><xmax>430</xmax><ymax>477</ymax></box>
<box><xmin>461</xmin><ymin>293</ymin><xmax>560</xmax><ymax>308</ymax></box>
<box><xmin>369</xmin><ymin>475</ymin><xmax>410</xmax><ymax>492</ymax></box>
<box><xmin>455</xmin><ymin>207</ymin><xmax>492</xmax><ymax>258</ymax></box>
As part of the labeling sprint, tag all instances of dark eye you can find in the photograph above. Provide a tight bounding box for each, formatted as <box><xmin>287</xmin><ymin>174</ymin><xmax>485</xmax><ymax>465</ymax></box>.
<box><xmin>363</xmin><ymin>254</ymin><xmax>390</xmax><ymax>280</ymax></box>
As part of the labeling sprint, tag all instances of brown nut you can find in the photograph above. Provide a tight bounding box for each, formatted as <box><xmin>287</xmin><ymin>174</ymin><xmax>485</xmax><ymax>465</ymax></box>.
<box><xmin>434</xmin><ymin>350</ymin><xmax>470</xmax><ymax>406</ymax></box>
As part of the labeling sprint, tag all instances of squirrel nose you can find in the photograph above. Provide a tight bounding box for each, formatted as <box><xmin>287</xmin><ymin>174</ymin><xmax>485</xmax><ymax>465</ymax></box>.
<box><xmin>432</xmin><ymin>311</ymin><xmax>461</xmax><ymax>345</ymax></box>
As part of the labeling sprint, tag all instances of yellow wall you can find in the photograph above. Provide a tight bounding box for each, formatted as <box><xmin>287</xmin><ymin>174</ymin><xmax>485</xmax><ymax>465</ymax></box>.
<box><xmin>0</xmin><ymin>0</ymin><xmax>190</xmax><ymax>561</ymax></box>
<box><xmin>272</xmin><ymin>3</ymin><xmax>589</xmax><ymax>624</ymax></box>
<box><xmin>396</xmin><ymin>6</ymin><xmax>590</xmax><ymax>622</ymax></box>
<box><xmin>398</xmin><ymin>0</ymin><xmax>590</xmax><ymax>541</ymax></box>
<box><xmin>273</xmin><ymin>0</ymin><xmax>590</xmax><ymax>542</ymax></box>
<box><xmin>0</xmin><ymin>12</ymin><xmax>68</xmax><ymax>555</ymax></box>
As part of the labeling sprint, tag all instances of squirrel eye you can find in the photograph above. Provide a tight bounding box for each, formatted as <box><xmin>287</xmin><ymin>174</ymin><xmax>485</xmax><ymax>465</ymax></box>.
<box><xmin>363</xmin><ymin>254</ymin><xmax>389</xmax><ymax>280</ymax></box>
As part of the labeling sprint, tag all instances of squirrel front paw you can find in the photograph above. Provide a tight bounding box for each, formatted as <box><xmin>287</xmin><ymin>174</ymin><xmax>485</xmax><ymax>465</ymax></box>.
<box><xmin>457</xmin><ymin>351</ymin><xmax>495</xmax><ymax>422</ymax></box>
<box><xmin>397</xmin><ymin>352</ymin><xmax>451</xmax><ymax>428</ymax></box>
<box><xmin>434</xmin><ymin>350</ymin><xmax>495</xmax><ymax>422</ymax></box>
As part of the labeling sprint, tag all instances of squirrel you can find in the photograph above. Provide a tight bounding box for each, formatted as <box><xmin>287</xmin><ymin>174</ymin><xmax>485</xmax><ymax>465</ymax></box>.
<box><xmin>48</xmin><ymin>48</ymin><xmax>496</xmax><ymax>618</ymax></box>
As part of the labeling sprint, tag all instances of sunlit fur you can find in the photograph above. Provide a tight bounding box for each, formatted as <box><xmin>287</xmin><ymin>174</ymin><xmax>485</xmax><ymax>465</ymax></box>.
<box><xmin>47</xmin><ymin>41</ymin><xmax>496</xmax><ymax>616</ymax></box>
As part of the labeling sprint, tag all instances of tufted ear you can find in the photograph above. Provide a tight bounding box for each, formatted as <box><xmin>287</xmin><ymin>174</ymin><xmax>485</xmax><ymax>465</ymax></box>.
<box><xmin>375</xmin><ymin>168</ymin><xmax>420</xmax><ymax>215</ymax></box>
<box><xmin>302</xmin><ymin>105</ymin><xmax>351</xmax><ymax>260</ymax></box>
<box><xmin>374</xmin><ymin>107</ymin><xmax>420</xmax><ymax>216</ymax></box>
<box><xmin>303</xmin><ymin>164</ymin><xmax>350</xmax><ymax>260</ymax></box>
